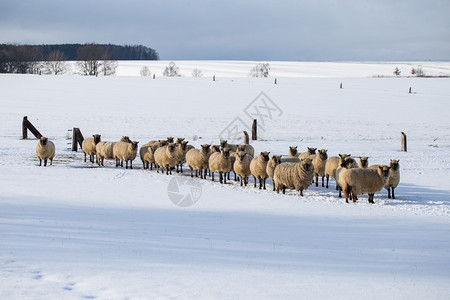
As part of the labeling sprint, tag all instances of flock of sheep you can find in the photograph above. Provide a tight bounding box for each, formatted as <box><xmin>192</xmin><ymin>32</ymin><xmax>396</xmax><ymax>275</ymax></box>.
<box><xmin>35</xmin><ymin>133</ymin><xmax>400</xmax><ymax>203</ymax></box>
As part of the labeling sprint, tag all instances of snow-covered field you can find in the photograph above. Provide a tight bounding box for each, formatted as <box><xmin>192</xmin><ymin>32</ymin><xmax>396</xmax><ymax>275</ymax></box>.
<box><xmin>1</xmin><ymin>61</ymin><xmax>450</xmax><ymax>299</ymax></box>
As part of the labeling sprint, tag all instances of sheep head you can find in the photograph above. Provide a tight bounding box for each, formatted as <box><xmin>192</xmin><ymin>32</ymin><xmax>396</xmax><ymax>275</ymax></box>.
<box><xmin>289</xmin><ymin>146</ymin><xmax>298</xmax><ymax>156</ymax></box>
<box><xmin>39</xmin><ymin>136</ymin><xmax>48</xmax><ymax>146</ymax></box>
<box><xmin>260</xmin><ymin>151</ymin><xmax>270</xmax><ymax>162</ymax></box>
<box><xmin>318</xmin><ymin>149</ymin><xmax>328</xmax><ymax>159</ymax></box>
<box><xmin>389</xmin><ymin>159</ymin><xmax>400</xmax><ymax>171</ymax></box>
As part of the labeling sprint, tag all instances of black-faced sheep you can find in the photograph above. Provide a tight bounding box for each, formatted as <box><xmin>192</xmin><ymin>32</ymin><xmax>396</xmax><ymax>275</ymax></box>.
<box><xmin>312</xmin><ymin>149</ymin><xmax>328</xmax><ymax>187</ymax></box>
<box><xmin>338</xmin><ymin>165</ymin><xmax>391</xmax><ymax>203</ymax></box>
<box><xmin>82</xmin><ymin>134</ymin><xmax>101</xmax><ymax>163</ymax></box>
<box><xmin>273</xmin><ymin>158</ymin><xmax>314</xmax><ymax>196</ymax></box>
<box><xmin>249</xmin><ymin>151</ymin><xmax>271</xmax><ymax>189</ymax></box>
<box><xmin>113</xmin><ymin>141</ymin><xmax>139</xmax><ymax>169</ymax></box>
<box><xmin>36</xmin><ymin>136</ymin><xmax>55</xmax><ymax>166</ymax></box>
<box><xmin>233</xmin><ymin>151</ymin><xmax>253</xmax><ymax>186</ymax></box>
<box><xmin>154</xmin><ymin>143</ymin><xmax>177</xmax><ymax>175</ymax></box>
<box><xmin>185</xmin><ymin>144</ymin><xmax>211</xmax><ymax>179</ymax></box>
<box><xmin>266</xmin><ymin>155</ymin><xmax>282</xmax><ymax>191</ymax></box>
<box><xmin>209</xmin><ymin>147</ymin><xmax>232</xmax><ymax>184</ymax></box>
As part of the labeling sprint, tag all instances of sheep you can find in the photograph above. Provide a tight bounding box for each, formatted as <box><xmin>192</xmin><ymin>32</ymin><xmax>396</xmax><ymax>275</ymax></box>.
<box><xmin>266</xmin><ymin>155</ymin><xmax>282</xmax><ymax>191</ymax></box>
<box><xmin>358</xmin><ymin>156</ymin><xmax>369</xmax><ymax>168</ymax></box>
<box><xmin>335</xmin><ymin>156</ymin><xmax>359</xmax><ymax>198</ymax></box>
<box><xmin>113</xmin><ymin>140</ymin><xmax>139</xmax><ymax>169</ymax></box>
<box><xmin>312</xmin><ymin>149</ymin><xmax>328</xmax><ymax>187</ymax></box>
<box><xmin>166</xmin><ymin>137</ymin><xmax>174</xmax><ymax>143</ymax></box>
<box><xmin>81</xmin><ymin>134</ymin><xmax>101</xmax><ymax>163</ymax></box>
<box><xmin>96</xmin><ymin>136</ymin><xmax>131</xmax><ymax>166</ymax></box>
<box><xmin>211</xmin><ymin>145</ymin><xmax>221</xmax><ymax>153</ymax></box>
<box><xmin>220</xmin><ymin>139</ymin><xmax>238</xmax><ymax>152</ymax></box>
<box><xmin>233</xmin><ymin>151</ymin><xmax>253</xmax><ymax>186</ymax></box>
<box><xmin>36</xmin><ymin>136</ymin><xmax>55</xmax><ymax>166</ymax></box>
<box><xmin>249</xmin><ymin>151</ymin><xmax>271</xmax><ymax>189</ymax></box>
<box><xmin>145</xmin><ymin>139</ymin><xmax>168</xmax><ymax>149</ymax></box>
<box><xmin>338</xmin><ymin>165</ymin><xmax>391</xmax><ymax>203</ymax></box>
<box><xmin>298</xmin><ymin>147</ymin><xmax>317</xmax><ymax>159</ymax></box>
<box><xmin>324</xmin><ymin>154</ymin><xmax>351</xmax><ymax>189</ymax></box>
<box><xmin>209</xmin><ymin>147</ymin><xmax>232</xmax><ymax>184</ymax></box>
<box><xmin>141</xmin><ymin>144</ymin><xmax>158</xmax><ymax>170</ymax></box>
<box><xmin>154</xmin><ymin>143</ymin><xmax>178</xmax><ymax>175</ymax></box>
<box><xmin>237</xmin><ymin>144</ymin><xmax>255</xmax><ymax>157</ymax></box>
<box><xmin>288</xmin><ymin>146</ymin><xmax>298</xmax><ymax>157</ymax></box>
<box><xmin>273</xmin><ymin>158</ymin><xmax>315</xmax><ymax>196</ymax></box>
<box><xmin>175</xmin><ymin>140</ymin><xmax>189</xmax><ymax>173</ymax></box>
<box><xmin>369</xmin><ymin>160</ymin><xmax>400</xmax><ymax>199</ymax></box>
<box><xmin>185</xmin><ymin>144</ymin><xmax>211</xmax><ymax>179</ymax></box>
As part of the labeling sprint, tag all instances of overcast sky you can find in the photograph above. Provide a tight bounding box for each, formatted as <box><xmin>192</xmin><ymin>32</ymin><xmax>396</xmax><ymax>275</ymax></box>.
<box><xmin>1</xmin><ymin>0</ymin><xmax>449</xmax><ymax>61</ymax></box>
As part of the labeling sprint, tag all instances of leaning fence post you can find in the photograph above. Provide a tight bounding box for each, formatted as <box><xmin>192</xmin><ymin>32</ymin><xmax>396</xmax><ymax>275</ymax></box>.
<box><xmin>251</xmin><ymin>119</ymin><xmax>257</xmax><ymax>140</ymax></box>
<box><xmin>22</xmin><ymin>116</ymin><xmax>42</xmax><ymax>139</ymax></box>
<box><xmin>401</xmin><ymin>132</ymin><xmax>407</xmax><ymax>152</ymax></box>
<box><xmin>72</xmin><ymin>128</ymin><xmax>84</xmax><ymax>151</ymax></box>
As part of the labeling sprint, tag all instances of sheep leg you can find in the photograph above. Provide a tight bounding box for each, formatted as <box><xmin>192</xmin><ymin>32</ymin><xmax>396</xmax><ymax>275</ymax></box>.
<box><xmin>50</xmin><ymin>158</ymin><xmax>53</xmax><ymax>166</ymax></box>
<box><xmin>254</xmin><ymin>176</ymin><xmax>257</xmax><ymax>188</ymax></box>
<box><xmin>259</xmin><ymin>178</ymin><xmax>262</xmax><ymax>190</ymax></box>
<box><xmin>338</xmin><ymin>186</ymin><xmax>342</xmax><ymax>198</ymax></box>
<box><xmin>263</xmin><ymin>178</ymin><xmax>266</xmax><ymax>190</ymax></box>
<box><xmin>272</xmin><ymin>181</ymin><xmax>276</xmax><ymax>191</ymax></box>
<box><xmin>300</xmin><ymin>189</ymin><xmax>304</xmax><ymax>197</ymax></box>
<box><xmin>387</xmin><ymin>187</ymin><xmax>392</xmax><ymax>199</ymax></box>
<box><xmin>282</xmin><ymin>186</ymin><xmax>286</xmax><ymax>194</ymax></box>
<box><xmin>392</xmin><ymin>187</ymin><xmax>395</xmax><ymax>199</ymax></box>
<box><xmin>211</xmin><ymin>172</ymin><xmax>214</xmax><ymax>181</ymax></box>
<box><xmin>189</xmin><ymin>167</ymin><xmax>194</xmax><ymax>177</ymax></box>
<box><xmin>125</xmin><ymin>161</ymin><xmax>128</xmax><ymax>169</ymax></box>
<box><xmin>343</xmin><ymin>187</ymin><xmax>351</xmax><ymax>203</ymax></box>
<box><xmin>368</xmin><ymin>194</ymin><xmax>374</xmax><ymax>204</ymax></box>
<box><xmin>204</xmin><ymin>169</ymin><xmax>208</xmax><ymax>179</ymax></box>
<box><xmin>321</xmin><ymin>176</ymin><xmax>325</xmax><ymax>187</ymax></box>
<box><xmin>240</xmin><ymin>177</ymin><xmax>243</xmax><ymax>186</ymax></box>
<box><xmin>326</xmin><ymin>175</ymin><xmax>329</xmax><ymax>188</ymax></box>
<box><xmin>315</xmin><ymin>174</ymin><xmax>319</xmax><ymax>187</ymax></box>
<box><xmin>223</xmin><ymin>172</ymin><xmax>227</xmax><ymax>184</ymax></box>
<box><xmin>44</xmin><ymin>159</ymin><xmax>47</xmax><ymax>167</ymax></box>
<box><xmin>84</xmin><ymin>153</ymin><xmax>87</xmax><ymax>162</ymax></box>
<box><xmin>180</xmin><ymin>164</ymin><xmax>183</xmax><ymax>173</ymax></box>
<box><xmin>39</xmin><ymin>159</ymin><xmax>42</xmax><ymax>166</ymax></box>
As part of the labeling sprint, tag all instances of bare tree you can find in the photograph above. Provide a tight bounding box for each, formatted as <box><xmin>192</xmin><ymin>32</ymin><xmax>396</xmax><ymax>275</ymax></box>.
<box><xmin>163</xmin><ymin>61</ymin><xmax>181</xmax><ymax>77</ymax></box>
<box><xmin>413</xmin><ymin>67</ymin><xmax>425</xmax><ymax>77</ymax></box>
<box><xmin>76</xmin><ymin>44</ymin><xmax>103</xmax><ymax>76</ymax></box>
<box><xmin>192</xmin><ymin>68</ymin><xmax>203</xmax><ymax>77</ymax></box>
<box><xmin>100</xmin><ymin>49</ymin><xmax>117</xmax><ymax>76</ymax></box>
<box><xmin>42</xmin><ymin>50</ymin><xmax>68</xmax><ymax>75</ymax></box>
<box><xmin>140</xmin><ymin>66</ymin><xmax>150</xmax><ymax>76</ymax></box>
<box><xmin>249</xmin><ymin>62</ymin><xmax>270</xmax><ymax>77</ymax></box>
<box><xmin>393</xmin><ymin>67</ymin><xmax>401</xmax><ymax>76</ymax></box>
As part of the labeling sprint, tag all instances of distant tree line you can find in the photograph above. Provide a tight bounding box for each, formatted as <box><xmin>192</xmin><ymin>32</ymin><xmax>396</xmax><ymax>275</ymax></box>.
<box><xmin>0</xmin><ymin>43</ymin><xmax>159</xmax><ymax>74</ymax></box>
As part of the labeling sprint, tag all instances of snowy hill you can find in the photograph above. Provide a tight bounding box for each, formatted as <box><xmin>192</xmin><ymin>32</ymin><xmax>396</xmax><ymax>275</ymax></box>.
<box><xmin>1</xmin><ymin>61</ymin><xmax>449</xmax><ymax>299</ymax></box>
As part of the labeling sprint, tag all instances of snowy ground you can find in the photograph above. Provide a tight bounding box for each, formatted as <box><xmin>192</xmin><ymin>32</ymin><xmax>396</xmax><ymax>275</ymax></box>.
<box><xmin>1</xmin><ymin>61</ymin><xmax>450</xmax><ymax>299</ymax></box>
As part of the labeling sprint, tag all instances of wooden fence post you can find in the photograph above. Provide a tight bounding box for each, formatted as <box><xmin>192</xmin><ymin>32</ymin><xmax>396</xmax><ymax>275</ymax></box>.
<box><xmin>401</xmin><ymin>132</ymin><xmax>407</xmax><ymax>152</ymax></box>
<box><xmin>251</xmin><ymin>119</ymin><xmax>257</xmax><ymax>140</ymax></box>
<box><xmin>72</xmin><ymin>128</ymin><xmax>85</xmax><ymax>151</ymax></box>
<box><xmin>22</xmin><ymin>116</ymin><xmax>28</xmax><ymax>139</ymax></box>
<box><xmin>243</xmin><ymin>131</ymin><xmax>249</xmax><ymax>144</ymax></box>
<box><xmin>22</xmin><ymin>116</ymin><xmax>42</xmax><ymax>139</ymax></box>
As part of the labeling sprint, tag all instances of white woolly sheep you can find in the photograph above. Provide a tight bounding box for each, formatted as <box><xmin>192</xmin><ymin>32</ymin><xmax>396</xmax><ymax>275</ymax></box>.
<box><xmin>338</xmin><ymin>165</ymin><xmax>391</xmax><ymax>203</ymax></box>
<box><xmin>266</xmin><ymin>155</ymin><xmax>282</xmax><ymax>191</ymax></box>
<box><xmin>288</xmin><ymin>146</ymin><xmax>298</xmax><ymax>157</ymax></box>
<box><xmin>233</xmin><ymin>151</ymin><xmax>253</xmax><ymax>186</ymax></box>
<box><xmin>82</xmin><ymin>134</ymin><xmax>101</xmax><ymax>163</ymax></box>
<box><xmin>141</xmin><ymin>144</ymin><xmax>158</xmax><ymax>170</ymax></box>
<box><xmin>369</xmin><ymin>160</ymin><xmax>400</xmax><ymax>199</ymax></box>
<box><xmin>237</xmin><ymin>144</ymin><xmax>255</xmax><ymax>158</ymax></box>
<box><xmin>298</xmin><ymin>147</ymin><xmax>317</xmax><ymax>159</ymax></box>
<box><xmin>36</xmin><ymin>136</ymin><xmax>55</xmax><ymax>166</ymax></box>
<box><xmin>154</xmin><ymin>143</ymin><xmax>178</xmax><ymax>175</ymax></box>
<box><xmin>273</xmin><ymin>158</ymin><xmax>315</xmax><ymax>196</ymax></box>
<box><xmin>96</xmin><ymin>136</ymin><xmax>131</xmax><ymax>166</ymax></box>
<box><xmin>186</xmin><ymin>144</ymin><xmax>211</xmax><ymax>179</ymax></box>
<box><xmin>358</xmin><ymin>156</ymin><xmax>369</xmax><ymax>169</ymax></box>
<box><xmin>113</xmin><ymin>140</ymin><xmax>139</xmax><ymax>169</ymax></box>
<box><xmin>209</xmin><ymin>147</ymin><xmax>232</xmax><ymax>184</ymax></box>
<box><xmin>175</xmin><ymin>140</ymin><xmax>189</xmax><ymax>173</ymax></box>
<box><xmin>249</xmin><ymin>151</ymin><xmax>271</xmax><ymax>189</ymax></box>
<box><xmin>335</xmin><ymin>156</ymin><xmax>359</xmax><ymax>198</ymax></box>
<box><xmin>313</xmin><ymin>149</ymin><xmax>328</xmax><ymax>187</ymax></box>
<box><xmin>324</xmin><ymin>154</ymin><xmax>351</xmax><ymax>189</ymax></box>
